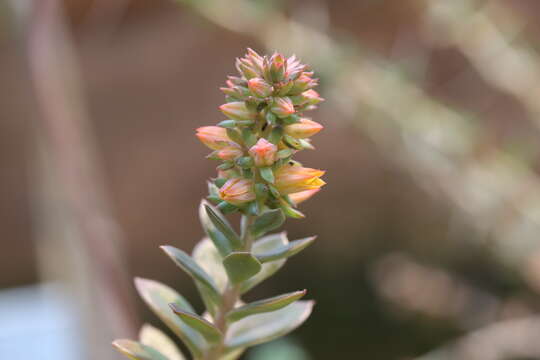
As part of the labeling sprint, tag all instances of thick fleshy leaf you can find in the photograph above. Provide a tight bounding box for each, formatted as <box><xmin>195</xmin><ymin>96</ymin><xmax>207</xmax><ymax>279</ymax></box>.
<box><xmin>255</xmin><ymin>236</ymin><xmax>316</xmax><ymax>263</ymax></box>
<box><xmin>134</xmin><ymin>278</ymin><xmax>208</xmax><ymax>357</ymax></box>
<box><xmin>223</xmin><ymin>348</ymin><xmax>246</xmax><ymax>360</ymax></box>
<box><xmin>240</xmin><ymin>233</ymin><xmax>289</xmax><ymax>293</ymax></box>
<box><xmin>204</xmin><ymin>204</ymin><xmax>243</xmax><ymax>249</ymax></box>
<box><xmin>192</xmin><ymin>238</ymin><xmax>228</xmax><ymax>292</ymax></box>
<box><xmin>160</xmin><ymin>246</ymin><xmax>221</xmax><ymax>306</ymax></box>
<box><xmin>112</xmin><ymin>339</ymin><xmax>168</xmax><ymax>360</ymax></box>
<box><xmin>227</xmin><ymin>290</ymin><xmax>307</xmax><ymax>323</ymax></box>
<box><xmin>225</xmin><ymin>300</ymin><xmax>314</xmax><ymax>349</ymax></box>
<box><xmin>250</xmin><ymin>209</ymin><xmax>285</xmax><ymax>238</ymax></box>
<box><xmin>259</xmin><ymin>167</ymin><xmax>275</xmax><ymax>184</ymax></box>
<box><xmin>199</xmin><ymin>200</ymin><xmax>233</xmax><ymax>257</ymax></box>
<box><xmin>223</xmin><ymin>252</ymin><xmax>262</xmax><ymax>284</ymax></box>
<box><xmin>169</xmin><ymin>303</ymin><xmax>223</xmax><ymax>344</ymax></box>
<box><xmin>139</xmin><ymin>324</ymin><xmax>185</xmax><ymax>360</ymax></box>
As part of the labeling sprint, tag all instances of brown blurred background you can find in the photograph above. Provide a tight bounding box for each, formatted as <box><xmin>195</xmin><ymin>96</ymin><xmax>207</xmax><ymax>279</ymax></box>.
<box><xmin>3</xmin><ymin>0</ymin><xmax>540</xmax><ymax>359</ymax></box>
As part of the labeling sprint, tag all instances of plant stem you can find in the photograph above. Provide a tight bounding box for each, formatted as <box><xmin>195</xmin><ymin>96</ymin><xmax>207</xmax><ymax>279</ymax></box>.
<box><xmin>205</xmin><ymin>214</ymin><xmax>255</xmax><ymax>360</ymax></box>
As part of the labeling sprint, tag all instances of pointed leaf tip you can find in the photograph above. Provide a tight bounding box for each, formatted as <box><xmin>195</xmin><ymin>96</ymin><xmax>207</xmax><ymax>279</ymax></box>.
<box><xmin>204</xmin><ymin>203</ymin><xmax>243</xmax><ymax>249</ymax></box>
<box><xmin>160</xmin><ymin>245</ymin><xmax>222</xmax><ymax>306</ymax></box>
<box><xmin>113</xmin><ymin>339</ymin><xmax>168</xmax><ymax>360</ymax></box>
<box><xmin>169</xmin><ymin>303</ymin><xmax>223</xmax><ymax>344</ymax></box>
<box><xmin>255</xmin><ymin>236</ymin><xmax>316</xmax><ymax>263</ymax></box>
<box><xmin>226</xmin><ymin>290</ymin><xmax>307</xmax><ymax>323</ymax></box>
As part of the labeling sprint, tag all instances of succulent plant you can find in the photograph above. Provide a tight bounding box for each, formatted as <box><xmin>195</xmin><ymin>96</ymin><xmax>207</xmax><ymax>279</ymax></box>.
<box><xmin>113</xmin><ymin>48</ymin><xmax>325</xmax><ymax>360</ymax></box>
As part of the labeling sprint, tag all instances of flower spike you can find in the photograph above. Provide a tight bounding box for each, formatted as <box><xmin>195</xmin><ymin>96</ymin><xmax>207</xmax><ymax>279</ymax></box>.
<box><xmin>114</xmin><ymin>48</ymin><xmax>326</xmax><ymax>360</ymax></box>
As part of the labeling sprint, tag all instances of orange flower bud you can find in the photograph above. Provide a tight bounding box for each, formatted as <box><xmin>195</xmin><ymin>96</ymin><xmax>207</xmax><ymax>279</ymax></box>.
<box><xmin>247</xmin><ymin>78</ymin><xmax>273</xmax><ymax>98</ymax></box>
<box><xmin>289</xmin><ymin>188</ymin><xmax>321</xmax><ymax>205</ymax></box>
<box><xmin>217</xmin><ymin>145</ymin><xmax>243</xmax><ymax>161</ymax></box>
<box><xmin>219</xmin><ymin>178</ymin><xmax>256</xmax><ymax>205</ymax></box>
<box><xmin>248</xmin><ymin>138</ymin><xmax>278</xmax><ymax>167</ymax></box>
<box><xmin>301</xmin><ymin>89</ymin><xmax>324</xmax><ymax>105</ymax></box>
<box><xmin>219</xmin><ymin>102</ymin><xmax>255</xmax><ymax>121</ymax></box>
<box><xmin>284</xmin><ymin>118</ymin><xmax>323</xmax><ymax>139</ymax></box>
<box><xmin>271</xmin><ymin>97</ymin><xmax>295</xmax><ymax>118</ymax></box>
<box><xmin>275</xmin><ymin>165</ymin><xmax>326</xmax><ymax>195</ymax></box>
<box><xmin>196</xmin><ymin>126</ymin><xmax>233</xmax><ymax>150</ymax></box>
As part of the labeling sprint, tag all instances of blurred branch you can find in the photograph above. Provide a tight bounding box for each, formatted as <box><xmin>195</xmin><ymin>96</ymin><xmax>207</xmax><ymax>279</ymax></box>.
<box><xmin>422</xmin><ymin>0</ymin><xmax>540</xmax><ymax>132</ymax></box>
<box><xmin>23</xmin><ymin>0</ymin><xmax>137</xmax><ymax>357</ymax></box>
<box><xmin>415</xmin><ymin>315</ymin><xmax>540</xmax><ymax>360</ymax></box>
<box><xmin>176</xmin><ymin>0</ymin><xmax>540</xmax><ymax>290</ymax></box>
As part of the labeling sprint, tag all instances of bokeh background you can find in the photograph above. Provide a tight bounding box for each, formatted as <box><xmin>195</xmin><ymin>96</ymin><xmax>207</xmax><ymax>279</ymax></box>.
<box><xmin>3</xmin><ymin>0</ymin><xmax>540</xmax><ymax>359</ymax></box>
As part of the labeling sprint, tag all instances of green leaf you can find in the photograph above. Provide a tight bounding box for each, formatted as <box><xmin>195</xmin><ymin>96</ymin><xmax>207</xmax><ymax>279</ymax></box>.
<box><xmin>223</xmin><ymin>252</ymin><xmax>262</xmax><ymax>284</ymax></box>
<box><xmin>217</xmin><ymin>201</ymin><xmax>238</xmax><ymax>214</ymax></box>
<box><xmin>112</xmin><ymin>339</ymin><xmax>168</xmax><ymax>360</ymax></box>
<box><xmin>199</xmin><ymin>200</ymin><xmax>233</xmax><ymax>257</ymax></box>
<box><xmin>259</xmin><ymin>167</ymin><xmax>275</xmax><ymax>184</ymax></box>
<box><xmin>242</xmin><ymin>127</ymin><xmax>258</xmax><ymax>147</ymax></box>
<box><xmin>160</xmin><ymin>246</ymin><xmax>222</xmax><ymax>306</ymax></box>
<box><xmin>250</xmin><ymin>209</ymin><xmax>285</xmax><ymax>238</ymax></box>
<box><xmin>204</xmin><ymin>204</ymin><xmax>243</xmax><ymax>250</ymax></box>
<box><xmin>224</xmin><ymin>301</ymin><xmax>314</xmax><ymax>349</ymax></box>
<box><xmin>192</xmin><ymin>237</ymin><xmax>228</xmax><ymax>316</ymax></box>
<box><xmin>139</xmin><ymin>324</ymin><xmax>185</xmax><ymax>360</ymax></box>
<box><xmin>283</xmin><ymin>134</ymin><xmax>302</xmax><ymax>150</ymax></box>
<box><xmin>227</xmin><ymin>290</ymin><xmax>307</xmax><ymax>323</ymax></box>
<box><xmin>226</xmin><ymin>128</ymin><xmax>243</xmax><ymax>144</ymax></box>
<box><xmin>192</xmin><ymin>238</ymin><xmax>228</xmax><ymax>292</ymax></box>
<box><xmin>169</xmin><ymin>304</ymin><xmax>223</xmax><ymax>344</ymax></box>
<box><xmin>268</xmin><ymin>126</ymin><xmax>283</xmax><ymax>145</ymax></box>
<box><xmin>240</xmin><ymin>233</ymin><xmax>289</xmax><ymax>294</ymax></box>
<box><xmin>298</xmin><ymin>138</ymin><xmax>314</xmax><ymax>150</ymax></box>
<box><xmin>255</xmin><ymin>236</ymin><xmax>316</xmax><ymax>263</ymax></box>
<box><xmin>134</xmin><ymin>278</ymin><xmax>208</xmax><ymax>357</ymax></box>
<box><xmin>223</xmin><ymin>348</ymin><xmax>246</xmax><ymax>360</ymax></box>
<box><xmin>279</xmin><ymin>201</ymin><xmax>305</xmax><ymax>219</ymax></box>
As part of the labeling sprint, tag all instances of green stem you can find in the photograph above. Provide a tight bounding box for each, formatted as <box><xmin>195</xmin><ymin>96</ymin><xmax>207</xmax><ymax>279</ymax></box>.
<box><xmin>205</xmin><ymin>215</ymin><xmax>256</xmax><ymax>360</ymax></box>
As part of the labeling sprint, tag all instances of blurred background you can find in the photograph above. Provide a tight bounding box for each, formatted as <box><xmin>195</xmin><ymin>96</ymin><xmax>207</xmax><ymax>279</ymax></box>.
<box><xmin>3</xmin><ymin>0</ymin><xmax>540</xmax><ymax>359</ymax></box>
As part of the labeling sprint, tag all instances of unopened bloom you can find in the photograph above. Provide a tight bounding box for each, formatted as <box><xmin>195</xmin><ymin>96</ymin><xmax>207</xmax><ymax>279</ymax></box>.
<box><xmin>269</xmin><ymin>53</ymin><xmax>286</xmax><ymax>82</ymax></box>
<box><xmin>249</xmin><ymin>138</ymin><xmax>277</xmax><ymax>167</ymax></box>
<box><xmin>284</xmin><ymin>118</ymin><xmax>323</xmax><ymax>139</ymax></box>
<box><xmin>289</xmin><ymin>188</ymin><xmax>321</xmax><ymax>205</ymax></box>
<box><xmin>275</xmin><ymin>165</ymin><xmax>326</xmax><ymax>195</ymax></box>
<box><xmin>196</xmin><ymin>126</ymin><xmax>233</xmax><ymax>150</ymax></box>
<box><xmin>290</xmin><ymin>73</ymin><xmax>317</xmax><ymax>95</ymax></box>
<box><xmin>301</xmin><ymin>89</ymin><xmax>324</xmax><ymax>105</ymax></box>
<box><xmin>271</xmin><ymin>97</ymin><xmax>295</xmax><ymax>118</ymax></box>
<box><xmin>219</xmin><ymin>102</ymin><xmax>255</xmax><ymax>120</ymax></box>
<box><xmin>219</xmin><ymin>178</ymin><xmax>256</xmax><ymax>205</ymax></box>
<box><xmin>217</xmin><ymin>145</ymin><xmax>243</xmax><ymax>161</ymax></box>
<box><xmin>248</xmin><ymin>78</ymin><xmax>273</xmax><ymax>98</ymax></box>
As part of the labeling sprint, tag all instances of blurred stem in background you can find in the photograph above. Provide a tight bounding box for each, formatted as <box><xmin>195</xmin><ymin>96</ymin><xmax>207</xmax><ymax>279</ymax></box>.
<box><xmin>9</xmin><ymin>0</ymin><xmax>138</xmax><ymax>358</ymax></box>
<box><xmin>177</xmin><ymin>0</ymin><xmax>540</xmax><ymax>293</ymax></box>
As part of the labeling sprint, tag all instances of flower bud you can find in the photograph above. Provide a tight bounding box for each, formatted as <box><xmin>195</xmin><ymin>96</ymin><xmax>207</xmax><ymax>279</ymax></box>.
<box><xmin>284</xmin><ymin>118</ymin><xmax>323</xmax><ymax>139</ymax></box>
<box><xmin>275</xmin><ymin>165</ymin><xmax>326</xmax><ymax>195</ymax></box>
<box><xmin>219</xmin><ymin>178</ymin><xmax>256</xmax><ymax>205</ymax></box>
<box><xmin>271</xmin><ymin>97</ymin><xmax>295</xmax><ymax>118</ymax></box>
<box><xmin>301</xmin><ymin>89</ymin><xmax>324</xmax><ymax>105</ymax></box>
<box><xmin>289</xmin><ymin>73</ymin><xmax>315</xmax><ymax>95</ymax></box>
<box><xmin>248</xmin><ymin>138</ymin><xmax>278</xmax><ymax>167</ymax></box>
<box><xmin>196</xmin><ymin>126</ymin><xmax>233</xmax><ymax>150</ymax></box>
<box><xmin>219</xmin><ymin>102</ymin><xmax>255</xmax><ymax>121</ymax></box>
<box><xmin>248</xmin><ymin>78</ymin><xmax>273</xmax><ymax>98</ymax></box>
<box><xmin>217</xmin><ymin>145</ymin><xmax>243</xmax><ymax>161</ymax></box>
<box><xmin>288</xmin><ymin>188</ymin><xmax>320</xmax><ymax>205</ymax></box>
<box><xmin>270</xmin><ymin>53</ymin><xmax>286</xmax><ymax>82</ymax></box>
